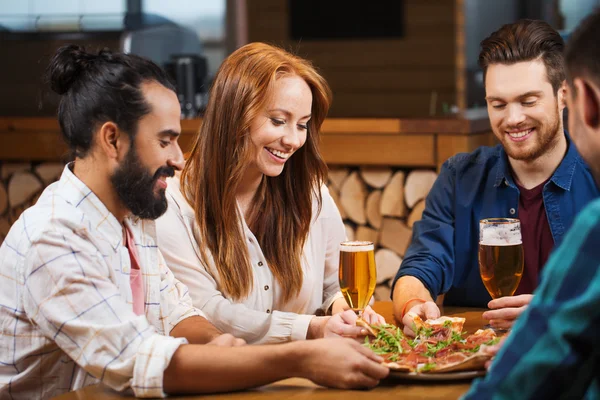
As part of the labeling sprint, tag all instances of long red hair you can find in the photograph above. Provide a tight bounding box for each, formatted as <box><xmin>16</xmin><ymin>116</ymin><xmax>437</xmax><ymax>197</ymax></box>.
<box><xmin>181</xmin><ymin>42</ymin><xmax>332</xmax><ymax>302</ymax></box>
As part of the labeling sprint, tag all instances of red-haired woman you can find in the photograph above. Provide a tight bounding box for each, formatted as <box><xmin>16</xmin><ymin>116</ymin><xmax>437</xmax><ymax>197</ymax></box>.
<box><xmin>156</xmin><ymin>42</ymin><xmax>383</xmax><ymax>344</ymax></box>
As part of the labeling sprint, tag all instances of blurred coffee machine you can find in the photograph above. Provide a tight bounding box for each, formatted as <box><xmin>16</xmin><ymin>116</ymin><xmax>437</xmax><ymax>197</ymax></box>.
<box><xmin>165</xmin><ymin>54</ymin><xmax>208</xmax><ymax>119</ymax></box>
<box><xmin>0</xmin><ymin>11</ymin><xmax>209</xmax><ymax>118</ymax></box>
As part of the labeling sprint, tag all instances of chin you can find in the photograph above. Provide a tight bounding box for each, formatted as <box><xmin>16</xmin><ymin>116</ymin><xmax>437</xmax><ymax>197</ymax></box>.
<box><xmin>507</xmin><ymin>148</ymin><xmax>540</xmax><ymax>161</ymax></box>
<box><xmin>261</xmin><ymin>166</ymin><xmax>285</xmax><ymax>177</ymax></box>
<box><xmin>264</xmin><ymin>170</ymin><xmax>284</xmax><ymax>178</ymax></box>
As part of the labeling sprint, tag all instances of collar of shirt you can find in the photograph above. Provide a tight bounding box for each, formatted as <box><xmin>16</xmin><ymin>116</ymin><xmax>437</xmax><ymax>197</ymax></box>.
<box><xmin>58</xmin><ymin>163</ymin><xmax>123</xmax><ymax>250</ymax></box>
<box><xmin>58</xmin><ymin>163</ymin><xmax>155</xmax><ymax>250</ymax></box>
<box><xmin>493</xmin><ymin>131</ymin><xmax>581</xmax><ymax>191</ymax></box>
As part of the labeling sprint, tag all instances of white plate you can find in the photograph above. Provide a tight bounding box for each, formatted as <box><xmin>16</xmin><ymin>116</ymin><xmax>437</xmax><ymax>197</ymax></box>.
<box><xmin>387</xmin><ymin>369</ymin><xmax>485</xmax><ymax>382</ymax></box>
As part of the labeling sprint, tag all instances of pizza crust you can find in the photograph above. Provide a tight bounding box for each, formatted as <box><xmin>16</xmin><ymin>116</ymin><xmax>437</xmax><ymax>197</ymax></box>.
<box><xmin>355</xmin><ymin>318</ymin><xmax>378</xmax><ymax>337</ymax></box>
<box><xmin>429</xmin><ymin>353</ymin><xmax>490</xmax><ymax>373</ymax></box>
<box><xmin>385</xmin><ymin>351</ymin><xmax>491</xmax><ymax>374</ymax></box>
<box><xmin>384</xmin><ymin>362</ymin><xmax>413</xmax><ymax>372</ymax></box>
<box><xmin>412</xmin><ymin>315</ymin><xmax>466</xmax><ymax>334</ymax></box>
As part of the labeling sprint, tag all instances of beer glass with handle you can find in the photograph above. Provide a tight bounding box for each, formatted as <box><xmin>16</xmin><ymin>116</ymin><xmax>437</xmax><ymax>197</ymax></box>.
<box><xmin>479</xmin><ymin>218</ymin><xmax>524</xmax><ymax>329</ymax></box>
<box><xmin>338</xmin><ymin>241</ymin><xmax>377</xmax><ymax>319</ymax></box>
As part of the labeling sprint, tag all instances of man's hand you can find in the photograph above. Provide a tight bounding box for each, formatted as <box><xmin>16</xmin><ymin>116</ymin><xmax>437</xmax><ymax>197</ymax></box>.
<box><xmin>206</xmin><ymin>333</ymin><xmax>246</xmax><ymax>347</ymax></box>
<box><xmin>297</xmin><ymin>338</ymin><xmax>389</xmax><ymax>389</ymax></box>
<box><xmin>482</xmin><ymin>294</ymin><xmax>533</xmax><ymax>330</ymax></box>
<box><xmin>480</xmin><ymin>336</ymin><xmax>507</xmax><ymax>369</ymax></box>
<box><xmin>401</xmin><ymin>301</ymin><xmax>440</xmax><ymax>337</ymax></box>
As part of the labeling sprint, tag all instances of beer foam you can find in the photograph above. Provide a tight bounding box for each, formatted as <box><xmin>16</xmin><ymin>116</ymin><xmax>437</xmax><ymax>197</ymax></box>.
<box><xmin>340</xmin><ymin>241</ymin><xmax>374</xmax><ymax>252</ymax></box>
<box><xmin>480</xmin><ymin>224</ymin><xmax>521</xmax><ymax>245</ymax></box>
<box><xmin>479</xmin><ymin>240</ymin><xmax>523</xmax><ymax>246</ymax></box>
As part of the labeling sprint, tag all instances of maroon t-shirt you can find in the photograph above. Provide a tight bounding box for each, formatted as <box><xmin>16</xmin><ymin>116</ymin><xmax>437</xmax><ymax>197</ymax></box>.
<box><xmin>514</xmin><ymin>179</ymin><xmax>554</xmax><ymax>295</ymax></box>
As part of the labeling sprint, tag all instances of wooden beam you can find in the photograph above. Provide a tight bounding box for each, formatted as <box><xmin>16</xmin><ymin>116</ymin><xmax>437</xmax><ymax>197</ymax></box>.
<box><xmin>0</xmin><ymin>118</ymin><xmax>493</xmax><ymax>166</ymax></box>
<box><xmin>436</xmin><ymin>131</ymin><xmax>496</xmax><ymax>169</ymax></box>
<box><xmin>321</xmin><ymin>119</ymin><xmax>401</xmax><ymax>135</ymax></box>
<box><xmin>321</xmin><ymin>135</ymin><xmax>435</xmax><ymax>167</ymax></box>
<box><xmin>0</xmin><ymin>131</ymin><xmax>68</xmax><ymax>161</ymax></box>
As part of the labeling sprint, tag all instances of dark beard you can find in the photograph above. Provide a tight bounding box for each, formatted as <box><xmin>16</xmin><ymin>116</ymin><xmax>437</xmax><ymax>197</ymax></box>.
<box><xmin>111</xmin><ymin>146</ymin><xmax>175</xmax><ymax>220</ymax></box>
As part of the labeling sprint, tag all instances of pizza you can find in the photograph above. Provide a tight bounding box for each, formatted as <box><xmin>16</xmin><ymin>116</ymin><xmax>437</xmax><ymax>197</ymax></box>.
<box><xmin>358</xmin><ymin>316</ymin><xmax>499</xmax><ymax>373</ymax></box>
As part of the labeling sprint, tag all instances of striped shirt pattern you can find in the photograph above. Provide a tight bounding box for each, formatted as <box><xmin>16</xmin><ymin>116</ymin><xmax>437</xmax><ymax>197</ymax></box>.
<box><xmin>0</xmin><ymin>165</ymin><xmax>201</xmax><ymax>399</ymax></box>
<box><xmin>463</xmin><ymin>198</ymin><xmax>600</xmax><ymax>400</ymax></box>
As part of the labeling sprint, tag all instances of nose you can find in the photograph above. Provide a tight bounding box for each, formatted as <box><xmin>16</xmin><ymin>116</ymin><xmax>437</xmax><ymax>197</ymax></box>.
<box><xmin>506</xmin><ymin>103</ymin><xmax>526</xmax><ymax>127</ymax></box>
<box><xmin>281</xmin><ymin>125</ymin><xmax>303</xmax><ymax>150</ymax></box>
<box><xmin>168</xmin><ymin>141</ymin><xmax>185</xmax><ymax>171</ymax></box>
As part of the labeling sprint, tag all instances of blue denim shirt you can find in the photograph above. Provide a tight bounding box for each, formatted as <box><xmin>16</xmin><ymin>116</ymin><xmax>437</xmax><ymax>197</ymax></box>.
<box><xmin>392</xmin><ymin>133</ymin><xmax>600</xmax><ymax>307</ymax></box>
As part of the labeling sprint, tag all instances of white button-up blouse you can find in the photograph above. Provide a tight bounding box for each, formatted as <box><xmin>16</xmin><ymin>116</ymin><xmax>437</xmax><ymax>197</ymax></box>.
<box><xmin>156</xmin><ymin>176</ymin><xmax>347</xmax><ymax>344</ymax></box>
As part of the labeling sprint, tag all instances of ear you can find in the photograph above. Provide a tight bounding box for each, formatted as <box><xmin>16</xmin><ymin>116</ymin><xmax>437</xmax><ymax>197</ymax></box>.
<box><xmin>557</xmin><ymin>80</ymin><xmax>567</xmax><ymax>111</ymax></box>
<box><xmin>575</xmin><ymin>78</ymin><xmax>600</xmax><ymax>130</ymax></box>
<box><xmin>96</xmin><ymin>121</ymin><xmax>129</xmax><ymax>161</ymax></box>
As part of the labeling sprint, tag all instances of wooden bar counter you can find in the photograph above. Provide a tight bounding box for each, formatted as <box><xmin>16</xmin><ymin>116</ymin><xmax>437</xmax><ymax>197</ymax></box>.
<box><xmin>0</xmin><ymin>110</ymin><xmax>493</xmax><ymax>169</ymax></box>
<box><xmin>53</xmin><ymin>302</ymin><xmax>487</xmax><ymax>400</ymax></box>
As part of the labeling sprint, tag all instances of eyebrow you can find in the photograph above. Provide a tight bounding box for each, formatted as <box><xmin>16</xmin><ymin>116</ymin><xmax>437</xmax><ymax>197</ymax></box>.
<box><xmin>268</xmin><ymin>108</ymin><xmax>312</xmax><ymax>120</ymax></box>
<box><xmin>485</xmin><ymin>91</ymin><xmax>544</xmax><ymax>102</ymax></box>
<box><xmin>158</xmin><ymin>129</ymin><xmax>180</xmax><ymax>138</ymax></box>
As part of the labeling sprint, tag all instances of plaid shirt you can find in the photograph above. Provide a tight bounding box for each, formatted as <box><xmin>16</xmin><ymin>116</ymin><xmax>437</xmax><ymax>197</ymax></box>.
<box><xmin>463</xmin><ymin>198</ymin><xmax>600</xmax><ymax>400</ymax></box>
<box><xmin>0</xmin><ymin>165</ymin><xmax>201</xmax><ymax>400</ymax></box>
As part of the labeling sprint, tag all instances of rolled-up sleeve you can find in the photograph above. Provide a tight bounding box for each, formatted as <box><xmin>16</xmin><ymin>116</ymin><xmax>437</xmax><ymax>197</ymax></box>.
<box><xmin>391</xmin><ymin>161</ymin><xmax>457</xmax><ymax>299</ymax></box>
<box><xmin>156</xmin><ymin>250</ymin><xmax>204</xmax><ymax>334</ymax></box>
<box><xmin>22</xmin><ymin>229</ymin><xmax>185</xmax><ymax>398</ymax></box>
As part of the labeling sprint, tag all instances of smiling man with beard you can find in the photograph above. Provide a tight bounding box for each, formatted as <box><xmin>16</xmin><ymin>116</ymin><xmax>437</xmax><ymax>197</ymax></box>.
<box><xmin>391</xmin><ymin>19</ymin><xmax>600</xmax><ymax>335</ymax></box>
<box><xmin>0</xmin><ymin>46</ymin><xmax>388</xmax><ymax>399</ymax></box>
<box><xmin>111</xmin><ymin>145</ymin><xmax>175</xmax><ymax>219</ymax></box>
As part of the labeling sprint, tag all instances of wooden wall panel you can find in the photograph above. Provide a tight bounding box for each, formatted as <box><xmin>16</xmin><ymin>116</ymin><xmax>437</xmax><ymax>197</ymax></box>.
<box><xmin>328</xmin><ymin>91</ymin><xmax>456</xmax><ymax>118</ymax></box>
<box><xmin>246</xmin><ymin>0</ymin><xmax>459</xmax><ymax>118</ymax></box>
<box><xmin>320</xmin><ymin>135</ymin><xmax>435</xmax><ymax>167</ymax></box>
<box><xmin>0</xmin><ymin>36</ymin><xmax>122</xmax><ymax>116</ymax></box>
<box><xmin>323</xmin><ymin>68</ymin><xmax>455</xmax><ymax>92</ymax></box>
<box><xmin>436</xmin><ymin>132</ymin><xmax>496</xmax><ymax>169</ymax></box>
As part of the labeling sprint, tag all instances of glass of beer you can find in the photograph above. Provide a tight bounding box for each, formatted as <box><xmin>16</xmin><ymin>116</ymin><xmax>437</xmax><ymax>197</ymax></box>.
<box><xmin>338</xmin><ymin>240</ymin><xmax>377</xmax><ymax>316</ymax></box>
<box><xmin>478</xmin><ymin>218</ymin><xmax>524</xmax><ymax>300</ymax></box>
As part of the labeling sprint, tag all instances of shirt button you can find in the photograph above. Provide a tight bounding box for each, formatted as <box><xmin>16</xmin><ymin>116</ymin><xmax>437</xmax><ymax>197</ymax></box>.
<box><xmin>509</xmin><ymin>208</ymin><xmax>516</xmax><ymax>215</ymax></box>
<box><xmin>266</xmin><ymin>309</ymin><xmax>271</xmax><ymax>313</ymax></box>
<box><xmin>258</xmin><ymin>261</ymin><xmax>263</xmax><ymax>267</ymax></box>
<box><xmin>264</xmin><ymin>285</ymin><xmax>269</xmax><ymax>291</ymax></box>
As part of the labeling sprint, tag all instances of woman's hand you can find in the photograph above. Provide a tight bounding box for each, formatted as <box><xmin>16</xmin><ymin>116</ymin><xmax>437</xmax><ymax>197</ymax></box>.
<box><xmin>360</xmin><ymin>305</ymin><xmax>386</xmax><ymax>325</ymax></box>
<box><xmin>320</xmin><ymin>307</ymin><xmax>385</xmax><ymax>339</ymax></box>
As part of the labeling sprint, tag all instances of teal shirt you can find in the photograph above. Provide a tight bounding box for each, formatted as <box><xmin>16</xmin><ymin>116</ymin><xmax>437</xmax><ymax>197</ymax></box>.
<box><xmin>463</xmin><ymin>198</ymin><xmax>600</xmax><ymax>400</ymax></box>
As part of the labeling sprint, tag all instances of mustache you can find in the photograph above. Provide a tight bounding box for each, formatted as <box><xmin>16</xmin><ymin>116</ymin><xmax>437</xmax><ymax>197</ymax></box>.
<box><xmin>153</xmin><ymin>165</ymin><xmax>175</xmax><ymax>181</ymax></box>
<box><xmin>502</xmin><ymin>120</ymin><xmax>537</xmax><ymax>131</ymax></box>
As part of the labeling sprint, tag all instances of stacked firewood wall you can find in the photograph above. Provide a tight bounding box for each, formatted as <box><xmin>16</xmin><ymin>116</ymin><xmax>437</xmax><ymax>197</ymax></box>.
<box><xmin>327</xmin><ymin>167</ymin><xmax>438</xmax><ymax>301</ymax></box>
<box><xmin>0</xmin><ymin>162</ymin><xmax>439</xmax><ymax>304</ymax></box>
<box><xmin>0</xmin><ymin>162</ymin><xmax>64</xmax><ymax>242</ymax></box>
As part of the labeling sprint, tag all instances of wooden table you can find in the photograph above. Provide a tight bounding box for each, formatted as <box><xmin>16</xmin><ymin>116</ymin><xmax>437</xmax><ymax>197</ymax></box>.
<box><xmin>53</xmin><ymin>303</ymin><xmax>487</xmax><ymax>400</ymax></box>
